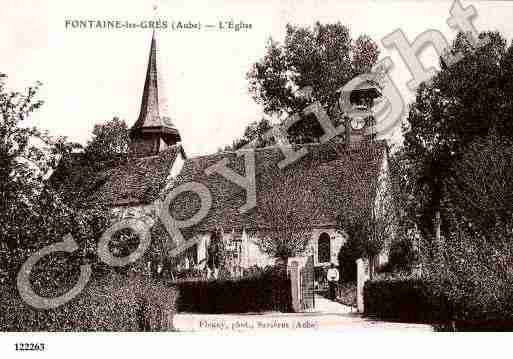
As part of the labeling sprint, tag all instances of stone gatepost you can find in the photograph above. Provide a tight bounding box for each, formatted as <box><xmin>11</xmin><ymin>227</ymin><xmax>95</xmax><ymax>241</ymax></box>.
<box><xmin>356</xmin><ymin>258</ymin><xmax>370</xmax><ymax>313</ymax></box>
<box><xmin>288</xmin><ymin>260</ymin><xmax>301</xmax><ymax>312</ymax></box>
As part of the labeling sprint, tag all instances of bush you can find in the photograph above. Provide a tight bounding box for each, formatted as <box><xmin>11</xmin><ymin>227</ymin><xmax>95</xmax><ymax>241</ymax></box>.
<box><xmin>387</xmin><ymin>235</ymin><xmax>417</xmax><ymax>272</ymax></box>
<box><xmin>364</xmin><ymin>277</ymin><xmax>513</xmax><ymax>330</ymax></box>
<box><xmin>173</xmin><ymin>268</ymin><xmax>292</xmax><ymax>313</ymax></box>
<box><xmin>128</xmin><ymin>275</ymin><xmax>179</xmax><ymax>331</ymax></box>
<box><xmin>0</xmin><ymin>274</ymin><xmax>178</xmax><ymax>331</ymax></box>
<box><xmin>338</xmin><ymin>282</ymin><xmax>357</xmax><ymax>307</ymax></box>
<box><xmin>424</xmin><ymin>225</ymin><xmax>513</xmax><ymax>330</ymax></box>
<box><xmin>337</xmin><ymin>236</ymin><xmax>364</xmax><ymax>283</ymax></box>
<box><xmin>364</xmin><ymin>278</ymin><xmax>441</xmax><ymax>323</ymax></box>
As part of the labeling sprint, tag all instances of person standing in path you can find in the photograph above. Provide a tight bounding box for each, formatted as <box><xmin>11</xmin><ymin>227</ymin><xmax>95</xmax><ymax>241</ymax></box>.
<box><xmin>327</xmin><ymin>263</ymin><xmax>339</xmax><ymax>300</ymax></box>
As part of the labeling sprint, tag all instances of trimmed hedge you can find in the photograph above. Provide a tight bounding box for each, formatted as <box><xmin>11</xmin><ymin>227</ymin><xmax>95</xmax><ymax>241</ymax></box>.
<box><xmin>364</xmin><ymin>279</ymin><xmax>440</xmax><ymax>323</ymax></box>
<box><xmin>174</xmin><ymin>270</ymin><xmax>292</xmax><ymax>313</ymax></box>
<box><xmin>364</xmin><ymin>278</ymin><xmax>513</xmax><ymax>330</ymax></box>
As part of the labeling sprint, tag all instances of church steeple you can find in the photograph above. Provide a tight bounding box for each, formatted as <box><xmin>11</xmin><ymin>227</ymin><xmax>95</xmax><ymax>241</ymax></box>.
<box><xmin>129</xmin><ymin>31</ymin><xmax>181</xmax><ymax>157</ymax></box>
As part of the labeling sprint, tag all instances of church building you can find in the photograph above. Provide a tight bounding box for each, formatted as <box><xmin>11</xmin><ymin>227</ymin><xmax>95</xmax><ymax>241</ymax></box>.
<box><xmin>54</xmin><ymin>33</ymin><xmax>393</xmax><ymax>282</ymax></box>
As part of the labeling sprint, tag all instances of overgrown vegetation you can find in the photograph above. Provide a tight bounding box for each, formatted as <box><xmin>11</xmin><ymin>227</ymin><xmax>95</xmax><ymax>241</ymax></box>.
<box><xmin>419</xmin><ymin>134</ymin><xmax>513</xmax><ymax>330</ymax></box>
<box><xmin>0</xmin><ymin>274</ymin><xmax>178</xmax><ymax>331</ymax></box>
<box><xmin>0</xmin><ymin>74</ymin><xmax>111</xmax><ymax>286</ymax></box>
<box><xmin>367</xmin><ymin>30</ymin><xmax>513</xmax><ymax>330</ymax></box>
<box><xmin>399</xmin><ymin>31</ymin><xmax>513</xmax><ymax>246</ymax></box>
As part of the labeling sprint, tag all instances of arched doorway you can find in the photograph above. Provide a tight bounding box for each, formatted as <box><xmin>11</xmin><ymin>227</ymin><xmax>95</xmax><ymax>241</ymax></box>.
<box><xmin>318</xmin><ymin>232</ymin><xmax>331</xmax><ymax>264</ymax></box>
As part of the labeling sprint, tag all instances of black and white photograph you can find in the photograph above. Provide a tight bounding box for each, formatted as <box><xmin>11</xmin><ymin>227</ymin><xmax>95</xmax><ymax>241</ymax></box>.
<box><xmin>1</xmin><ymin>0</ymin><xmax>513</xmax><ymax>356</ymax></box>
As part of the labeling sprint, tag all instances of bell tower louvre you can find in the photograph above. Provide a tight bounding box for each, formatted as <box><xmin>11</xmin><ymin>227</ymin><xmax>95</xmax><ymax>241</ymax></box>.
<box><xmin>129</xmin><ymin>31</ymin><xmax>181</xmax><ymax>157</ymax></box>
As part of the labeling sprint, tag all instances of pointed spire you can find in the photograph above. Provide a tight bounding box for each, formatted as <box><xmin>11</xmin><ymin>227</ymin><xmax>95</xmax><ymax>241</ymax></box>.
<box><xmin>130</xmin><ymin>31</ymin><xmax>180</xmax><ymax>145</ymax></box>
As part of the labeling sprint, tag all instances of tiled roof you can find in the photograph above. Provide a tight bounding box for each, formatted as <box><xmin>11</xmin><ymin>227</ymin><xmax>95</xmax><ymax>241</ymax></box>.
<box><xmin>50</xmin><ymin>145</ymin><xmax>182</xmax><ymax>207</ymax></box>
<box><xmin>50</xmin><ymin>140</ymin><xmax>386</xmax><ymax>238</ymax></box>
<box><xmin>92</xmin><ymin>146</ymin><xmax>181</xmax><ymax>206</ymax></box>
<box><xmin>166</xmin><ymin>140</ymin><xmax>387</xmax><ymax>236</ymax></box>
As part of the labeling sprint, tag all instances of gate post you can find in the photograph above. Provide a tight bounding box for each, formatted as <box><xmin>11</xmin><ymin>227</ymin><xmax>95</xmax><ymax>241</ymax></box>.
<box><xmin>356</xmin><ymin>258</ymin><xmax>369</xmax><ymax>313</ymax></box>
<box><xmin>288</xmin><ymin>260</ymin><xmax>300</xmax><ymax>312</ymax></box>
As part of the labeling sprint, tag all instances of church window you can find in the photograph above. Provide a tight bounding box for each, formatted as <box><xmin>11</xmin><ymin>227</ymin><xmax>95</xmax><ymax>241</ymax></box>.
<box><xmin>318</xmin><ymin>232</ymin><xmax>331</xmax><ymax>263</ymax></box>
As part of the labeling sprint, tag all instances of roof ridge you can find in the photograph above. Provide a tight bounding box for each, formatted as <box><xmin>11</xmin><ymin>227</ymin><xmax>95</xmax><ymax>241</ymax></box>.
<box><xmin>188</xmin><ymin>139</ymin><xmax>387</xmax><ymax>161</ymax></box>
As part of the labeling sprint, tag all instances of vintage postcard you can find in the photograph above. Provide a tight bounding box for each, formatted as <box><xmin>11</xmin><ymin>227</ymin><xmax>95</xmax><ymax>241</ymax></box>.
<box><xmin>1</xmin><ymin>0</ymin><xmax>513</xmax><ymax>356</ymax></box>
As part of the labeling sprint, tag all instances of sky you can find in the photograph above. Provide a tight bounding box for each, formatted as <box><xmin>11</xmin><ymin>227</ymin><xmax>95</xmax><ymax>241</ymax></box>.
<box><xmin>2</xmin><ymin>0</ymin><xmax>512</xmax><ymax>157</ymax></box>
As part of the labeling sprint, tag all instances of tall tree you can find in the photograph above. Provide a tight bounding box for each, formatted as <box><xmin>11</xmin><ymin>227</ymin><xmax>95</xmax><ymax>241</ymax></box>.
<box><xmin>446</xmin><ymin>133</ymin><xmax>513</xmax><ymax>238</ymax></box>
<box><xmin>401</xmin><ymin>31</ymin><xmax>513</xmax><ymax>242</ymax></box>
<box><xmin>248</xmin><ymin>23</ymin><xmax>378</xmax><ymax>114</ymax></box>
<box><xmin>225</xmin><ymin>22</ymin><xmax>379</xmax><ymax>151</ymax></box>
<box><xmin>424</xmin><ymin>135</ymin><xmax>513</xmax><ymax>327</ymax></box>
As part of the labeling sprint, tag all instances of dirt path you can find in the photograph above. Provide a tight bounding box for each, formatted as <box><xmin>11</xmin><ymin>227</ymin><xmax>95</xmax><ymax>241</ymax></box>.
<box><xmin>173</xmin><ymin>295</ymin><xmax>433</xmax><ymax>332</ymax></box>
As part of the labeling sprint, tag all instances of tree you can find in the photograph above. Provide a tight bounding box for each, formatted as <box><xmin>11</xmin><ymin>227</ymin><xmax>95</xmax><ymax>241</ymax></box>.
<box><xmin>256</xmin><ymin>172</ymin><xmax>315</xmax><ymax>267</ymax></box>
<box><xmin>337</xmin><ymin>235</ymin><xmax>364</xmax><ymax>283</ymax></box>
<box><xmin>220</xmin><ymin>117</ymin><xmax>274</xmax><ymax>152</ymax></box>
<box><xmin>84</xmin><ymin>116</ymin><xmax>129</xmax><ymax>165</ymax></box>
<box><xmin>445</xmin><ymin>133</ymin><xmax>513</xmax><ymax>240</ymax></box>
<box><xmin>50</xmin><ymin>116</ymin><xmax>130</xmax><ymax>207</ymax></box>
<box><xmin>248</xmin><ymin>23</ymin><xmax>378</xmax><ymax>114</ymax></box>
<box><xmin>0</xmin><ymin>74</ymin><xmax>109</xmax><ymax>287</ymax></box>
<box><xmin>401</xmin><ymin>31</ymin><xmax>513</xmax><ymax>243</ymax></box>
<box><xmin>383</xmin><ymin>149</ymin><xmax>421</xmax><ymax>272</ymax></box>
<box><xmin>387</xmin><ymin>234</ymin><xmax>418</xmax><ymax>273</ymax></box>
<box><xmin>336</xmin><ymin>170</ymin><xmax>397</xmax><ymax>278</ymax></box>
<box><xmin>225</xmin><ymin>22</ymin><xmax>379</xmax><ymax>151</ymax></box>
<box><xmin>336</xmin><ymin>154</ymin><xmax>418</xmax><ymax>279</ymax></box>
<box><xmin>1</xmin><ymin>73</ymin><xmax>47</xmax><ymax>254</ymax></box>
<box><xmin>421</xmin><ymin>135</ymin><xmax>513</xmax><ymax>328</ymax></box>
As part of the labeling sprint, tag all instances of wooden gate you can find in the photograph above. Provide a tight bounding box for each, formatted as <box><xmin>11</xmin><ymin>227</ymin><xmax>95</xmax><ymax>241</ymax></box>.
<box><xmin>299</xmin><ymin>255</ymin><xmax>315</xmax><ymax>311</ymax></box>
